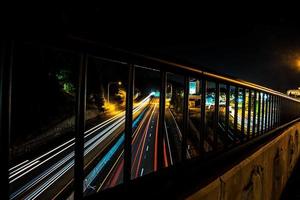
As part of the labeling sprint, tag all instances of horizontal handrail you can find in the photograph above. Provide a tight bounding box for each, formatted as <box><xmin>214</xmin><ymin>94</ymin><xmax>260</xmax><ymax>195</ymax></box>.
<box><xmin>67</xmin><ymin>36</ymin><xmax>300</xmax><ymax>102</ymax></box>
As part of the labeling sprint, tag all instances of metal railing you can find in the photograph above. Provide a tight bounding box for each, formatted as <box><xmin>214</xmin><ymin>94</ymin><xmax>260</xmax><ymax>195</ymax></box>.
<box><xmin>1</xmin><ymin>37</ymin><xmax>300</xmax><ymax>200</ymax></box>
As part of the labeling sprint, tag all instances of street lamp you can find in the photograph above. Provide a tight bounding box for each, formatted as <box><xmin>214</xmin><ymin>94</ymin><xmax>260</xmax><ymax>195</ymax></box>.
<box><xmin>107</xmin><ymin>81</ymin><xmax>122</xmax><ymax>104</ymax></box>
<box><xmin>296</xmin><ymin>59</ymin><xmax>300</xmax><ymax>71</ymax></box>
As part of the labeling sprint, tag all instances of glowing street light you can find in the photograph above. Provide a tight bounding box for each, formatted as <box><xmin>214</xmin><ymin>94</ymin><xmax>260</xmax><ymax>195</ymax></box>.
<box><xmin>296</xmin><ymin>59</ymin><xmax>300</xmax><ymax>71</ymax></box>
<box><xmin>107</xmin><ymin>81</ymin><xmax>122</xmax><ymax>104</ymax></box>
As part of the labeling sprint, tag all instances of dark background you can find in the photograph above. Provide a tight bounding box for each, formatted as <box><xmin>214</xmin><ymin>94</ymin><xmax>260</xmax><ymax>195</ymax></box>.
<box><xmin>4</xmin><ymin>6</ymin><xmax>300</xmax><ymax>92</ymax></box>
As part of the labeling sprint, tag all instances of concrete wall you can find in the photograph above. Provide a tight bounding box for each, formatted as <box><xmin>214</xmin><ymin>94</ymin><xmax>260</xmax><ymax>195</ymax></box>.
<box><xmin>187</xmin><ymin>122</ymin><xmax>300</xmax><ymax>200</ymax></box>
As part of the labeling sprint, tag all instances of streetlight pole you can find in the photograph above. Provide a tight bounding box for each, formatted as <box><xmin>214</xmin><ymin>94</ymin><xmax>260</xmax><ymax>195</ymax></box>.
<box><xmin>107</xmin><ymin>81</ymin><xmax>121</xmax><ymax>104</ymax></box>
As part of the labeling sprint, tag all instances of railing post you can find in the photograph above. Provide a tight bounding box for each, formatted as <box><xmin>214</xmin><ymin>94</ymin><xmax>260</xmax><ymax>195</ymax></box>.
<box><xmin>74</xmin><ymin>53</ymin><xmax>87</xmax><ymax>200</ymax></box>
<box><xmin>182</xmin><ymin>76</ymin><xmax>189</xmax><ymax>160</ymax></box>
<box><xmin>268</xmin><ymin>94</ymin><xmax>272</xmax><ymax>131</ymax></box>
<box><xmin>270</xmin><ymin>95</ymin><xmax>273</xmax><ymax>128</ymax></box>
<box><xmin>279</xmin><ymin>97</ymin><xmax>282</xmax><ymax>125</ymax></box>
<box><xmin>276</xmin><ymin>96</ymin><xmax>279</xmax><ymax>127</ymax></box>
<box><xmin>241</xmin><ymin>88</ymin><xmax>246</xmax><ymax>137</ymax></box>
<box><xmin>225</xmin><ymin>84</ymin><xmax>230</xmax><ymax>141</ymax></box>
<box><xmin>265</xmin><ymin>94</ymin><xmax>269</xmax><ymax>132</ymax></box>
<box><xmin>269</xmin><ymin>95</ymin><xmax>273</xmax><ymax>129</ymax></box>
<box><xmin>0</xmin><ymin>40</ymin><xmax>13</xmax><ymax>200</ymax></box>
<box><xmin>261</xmin><ymin>93</ymin><xmax>265</xmax><ymax>134</ymax></box>
<box><xmin>158</xmin><ymin>70</ymin><xmax>166</xmax><ymax>168</ymax></box>
<box><xmin>200</xmin><ymin>79</ymin><xmax>206</xmax><ymax>153</ymax></box>
<box><xmin>124</xmin><ymin>64</ymin><xmax>134</xmax><ymax>183</ymax></box>
<box><xmin>234</xmin><ymin>87</ymin><xmax>238</xmax><ymax>134</ymax></box>
<box><xmin>272</xmin><ymin>95</ymin><xmax>276</xmax><ymax>128</ymax></box>
<box><xmin>257</xmin><ymin>92</ymin><xmax>261</xmax><ymax>136</ymax></box>
<box><xmin>214</xmin><ymin>82</ymin><xmax>220</xmax><ymax>149</ymax></box>
<box><xmin>252</xmin><ymin>91</ymin><xmax>257</xmax><ymax>136</ymax></box>
<box><xmin>247</xmin><ymin>89</ymin><xmax>252</xmax><ymax>139</ymax></box>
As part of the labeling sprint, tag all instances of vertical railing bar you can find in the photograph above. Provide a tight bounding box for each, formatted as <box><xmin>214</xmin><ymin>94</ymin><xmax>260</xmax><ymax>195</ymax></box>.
<box><xmin>247</xmin><ymin>89</ymin><xmax>252</xmax><ymax>139</ymax></box>
<box><xmin>257</xmin><ymin>91</ymin><xmax>261</xmax><ymax>136</ymax></box>
<box><xmin>74</xmin><ymin>53</ymin><xmax>87</xmax><ymax>200</ymax></box>
<box><xmin>252</xmin><ymin>91</ymin><xmax>257</xmax><ymax>136</ymax></box>
<box><xmin>124</xmin><ymin>64</ymin><xmax>134</xmax><ymax>183</ymax></box>
<box><xmin>275</xmin><ymin>95</ymin><xmax>278</xmax><ymax>127</ymax></box>
<box><xmin>266</xmin><ymin>94</ymin><xmax>270</xmax><ymax>132</ymax></box>
<box><xmin>182</xmin><ymin>76</ymin><xmax>189</xmax><ymax>161</ymax></box>
<box><xmin>158</xmin><ymin>70</ymin><xmax>166</xmax><ymax>169</ymax></box>
<box><xmin>200</xmin><ymin>79</ymin><xmax>206</xmax><ymax>154</ymax></box>
<box><xmin>0</xmin><ymin>41</ymin><xmax>5</xmax><ymax>199</ymax></box>
<box><xmin>241</xmin><ymin>88</ymin><xmax>246</xmax><ymax>138</ymax></box>
<box><xmin>0</xmin><ymin>40</ymin><xmax>13</xmax><ymax>200</ymax></box>
<box><xmin>225</xmin><ymin>84</ymin><xmax>230</xmax><ymax>142</ymax></box>
<box><xmin>265</xmin><ymin>94</ymin><xmax>269</xmax><ymax>132</ymax></box>
<box><xmin>272</xmin><ymin>95</ymin><xmax>275</xmax><ymax>128</ymax></box>
<box><xmin>271</xmin><ymin>95</ymin><xmax>274</xmax><ymax>129</ymax></box>
<box><xmin>268</xmin><ymin>94</ymin><xmax>272</xmax><ymax>131</ymax></box>
<box><xmin>273</xmin><ymin>95</ymin><xmax>277</xmax><ymax>128</ymax></box>
<box><xmin>261</xmin><ymin>93</ymin><xmax>265</xmax><ymax>134</ymax></box>
<box><xmin>278</xmin><ymin>97</ymin><xmax>283</xmax><ymax>126</ymax></box>
<box><xmin>7</xmin><ymin>41</ymin><xmax>13</xmax><ymax>200</ymax></box>
<box><xmin>269</xmin><ymin>95</ymin><xmax>273</xmax><ymax>130</ymax></box>
<box><xmin>279</xmin><ymin>97</ymin><xmax>281</xmax><ymax>126</ymax></box>
<box><xmin>276</xmin><ymin>96</ymin><xmax>280</xmax><ymax>127</ymax></box>
<box><xmin>214</xmin><ymin>82</ymin><xmax>220</xmax><ymax>149</ymax></box>
<box><xmin>234</xmin><ymin>86</ymin><xmax>238</xmax><ymax>135</ymax></box>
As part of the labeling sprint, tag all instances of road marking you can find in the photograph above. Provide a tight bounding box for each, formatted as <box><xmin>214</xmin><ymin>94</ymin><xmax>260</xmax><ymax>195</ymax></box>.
<box><xmin>140</xmin><ymin>168</ymin><xmax>144</xmax><ymax>176</ymax></box>
<box><xmin>146</xmin><ymin>145</ymin><xmax>149</xmax><ymax>151</ymax></box>
<box><xmin>149</xmin><ymin>133</ymin><xmax>152</xmax><ymax>137</ymax></box>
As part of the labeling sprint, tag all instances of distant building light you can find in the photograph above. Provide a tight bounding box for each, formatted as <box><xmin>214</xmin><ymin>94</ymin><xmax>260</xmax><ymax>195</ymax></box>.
<box><xmin>189</xmin><ymin>81</ymin><xmax>197</xmax><ymax>95</ymax></box>
<box><xmin>287</xmin><ymin>87</ymin><xmax>300</xmax><ymax>99</ymax></box>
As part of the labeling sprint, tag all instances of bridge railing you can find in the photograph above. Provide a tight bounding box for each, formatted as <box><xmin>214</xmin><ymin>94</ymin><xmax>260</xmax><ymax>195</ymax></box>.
<box><xmin>1</xmin><ymin>38</ymin><xmax>300</xmax><ymax>200</ymax></box>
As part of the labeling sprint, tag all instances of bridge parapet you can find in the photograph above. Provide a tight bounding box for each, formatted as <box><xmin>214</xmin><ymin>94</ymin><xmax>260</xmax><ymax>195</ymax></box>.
<box><xmin>187</xmin><ymin>121</ymin><xmax>300</xmax><ymax>200</ymax></box>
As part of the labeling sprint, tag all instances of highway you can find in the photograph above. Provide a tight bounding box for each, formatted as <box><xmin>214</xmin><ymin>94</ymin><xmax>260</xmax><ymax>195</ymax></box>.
<box><xmin>8</xmin><ymin>93</ymin><xmax>180</xmax><ymax>200</ymax></box>
<box><xmin>90</xmin><ymin>101</ymin><xmax>178</xmax><ymax>192</ymax></box>
<box><xmin>8</xmin><ymin>91</ymin><xmax>271</xmax><ymax>199</ymax></box>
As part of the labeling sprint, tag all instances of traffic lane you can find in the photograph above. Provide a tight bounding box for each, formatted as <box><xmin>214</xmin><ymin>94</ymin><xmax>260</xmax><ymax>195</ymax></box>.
<box><xmin>164</xmin><ymin>108</ymin><xmax>183</xmax><ymax>164</ymax></box>
<box><xmin>94</xmin><ymin>104</ymin><xmax>155</xmax><ymax>190</ymax></box>
<box><xmin>10</xmin><ymin>97</ymin><xmax>153</xmax><ymax>199</ymax></box>
<box><xmin>84</xmin><ymin>103</ymin><xmax>152</xmax><ymax>192</ymax></box>
<box><xmin>9</xmin><ymin>110</ymin><xmax>126</xmax><ymax>199</ymax></box>
<box><xmin>132</xmin><ymin>103</ymin><xmax>159</xmax><ymax>178</ymax></box>
<box><xmin>131</xmin><ymin>104</ymin><xmax>156</xmax><ymax>178</ymax></box>
<box><xmin>9</xmin><ymin>117</ymin><xmax>123</xmax><ymax>200</ymax></box>
<box><xmin>33</xmin><ymin>101</ymin><xmax>154</xmax><ymax>198</ymax></box>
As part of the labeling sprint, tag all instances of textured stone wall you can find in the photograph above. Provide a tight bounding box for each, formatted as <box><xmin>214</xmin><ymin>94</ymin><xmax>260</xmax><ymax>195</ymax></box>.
<box><xmin>187</xmin><ymin>122</ymin><xmax>300</xmax><ymax>200</ymax></box>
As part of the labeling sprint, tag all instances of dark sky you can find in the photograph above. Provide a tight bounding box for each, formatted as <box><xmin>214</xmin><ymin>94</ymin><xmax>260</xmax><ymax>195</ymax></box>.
<box><xmin>7</xmin><ymin>8</ymin><xmax>300</xmax><ymax>92</ymax></box>
<box><xmin>75</xmin><ymin>11</ymin><xmax>299</xmax><ymax>93</ymax></box>
<box><xmin>122</xmin><ymin>16</ymin><xmax>300</xmax><ymax>93</ymax></box>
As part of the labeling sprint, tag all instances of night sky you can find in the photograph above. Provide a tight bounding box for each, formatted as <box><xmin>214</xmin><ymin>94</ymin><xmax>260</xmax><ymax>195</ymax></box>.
<box><xmin>8</xmin><ymin>8</ymin><xmax>300</xmax><ymax>92</ymax></box>
<box><xmin>120</xmin><ymin>15</ymin><xmax>300</xmax><ymax>93</ymax></box>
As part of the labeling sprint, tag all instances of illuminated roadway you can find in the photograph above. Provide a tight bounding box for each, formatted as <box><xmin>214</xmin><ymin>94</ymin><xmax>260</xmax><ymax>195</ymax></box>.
<box><xmin>8</xmin><ymin>93</ymin><xmax>178</xmax><ymax>199</ymax></box>
<box><xmin>87</xmin><ymin>100</ymin><xmax>176</xmax><ymax>193</ymax></box>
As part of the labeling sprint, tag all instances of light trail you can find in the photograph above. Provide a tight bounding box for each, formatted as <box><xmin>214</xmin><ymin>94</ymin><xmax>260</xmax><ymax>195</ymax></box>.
<box><xmin>164</xmin><ymin>121</ymin><xmax>173</xmax><ymax>166</ymax></box>
<box><xmin>9</xmin><ymin>92</ymin><xmax>154</xmax><ymax>177</ymax></box>
<box><xmin>10</xmin><ymin>93</ymin><xmax>154</xmax><ymax>200</ymax></box>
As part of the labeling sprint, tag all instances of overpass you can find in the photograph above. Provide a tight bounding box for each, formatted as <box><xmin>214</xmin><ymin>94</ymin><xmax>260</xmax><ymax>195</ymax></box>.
<box><xmin>1</xmin><ymin>38</ymin><xmax>300</xmax><ymax>200</ymax></box>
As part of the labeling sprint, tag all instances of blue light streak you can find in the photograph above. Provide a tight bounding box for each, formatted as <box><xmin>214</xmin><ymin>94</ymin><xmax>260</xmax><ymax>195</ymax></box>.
<box><xmin>84</xmin><ymin>106</ymin><xmax>147</xmax><ymax>190</ymax></box>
